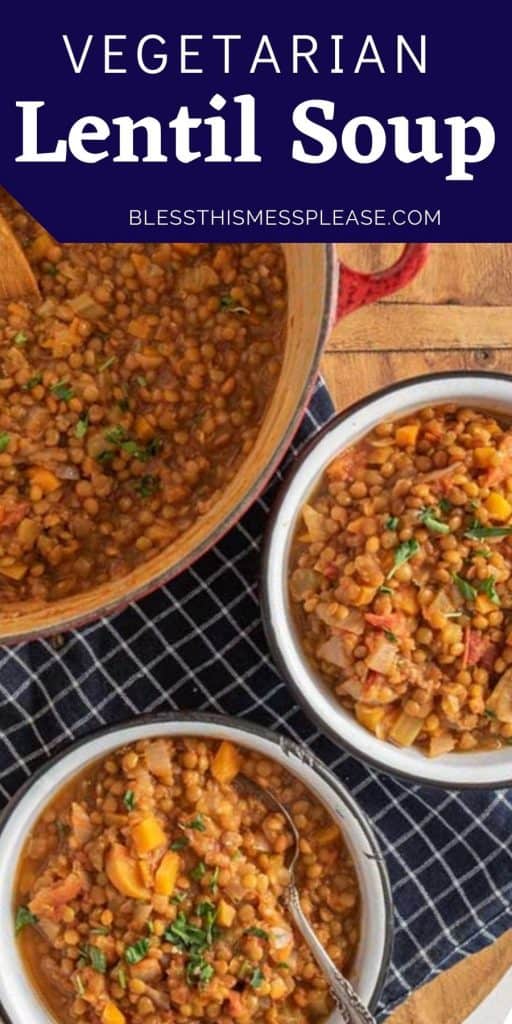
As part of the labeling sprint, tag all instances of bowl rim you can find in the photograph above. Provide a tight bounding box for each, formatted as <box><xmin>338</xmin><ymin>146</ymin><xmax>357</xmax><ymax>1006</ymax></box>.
<box><xmin>0</xmin><ymin>244</ymin><xmax>336</xmax><ymax>646</ymax></box>
<box><xmin>261</xmin><ymin>369</ymin><xmax>512</xmax><ymax>791</ymax></box>
<box><xmin>0</xmin><ymin>711</ymin><xmax>393</xmax><ymax>1020</ymax></box>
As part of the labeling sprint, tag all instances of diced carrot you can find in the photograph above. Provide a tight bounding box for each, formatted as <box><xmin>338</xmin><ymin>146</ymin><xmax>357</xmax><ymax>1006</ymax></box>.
<box><xmin>485</xmin><ymin>492</ymin><xmax>512</xmax><ymax>521</ymax></box>
<box><xmin>154</xmin><ymin>851</ymin><xmax>180</xmax><ymax>897</ymax></box>
<box><xmin>355</xmin><ymin>703</ymin><xmax>387</xmax><ymax>734</ymax></box>
<box><xmin>474</xmin><ymin>446</ymin><xmax>496</xmax><ymax>468</ymax></box>
<box><xmin>131</xmin><ymin>816</ymin><xmax>167</xmax><ymax>855</ymax></box>
<box><xmin>105</xmin><ymin>844</ymin><xmax>150</xmax><ymax>900</ymax></box>
<box><xmin>28</xmin><ymin>467</ymin><xmax>60</xmax><ymax>494</ymax></box>
<box><xmin>217</xmin><ymin>899</ymin><xmax>236</xmax><ymax>927</ymax></box>
<box><xmin>395</xmin><ymin>423</ymin><xmax>420</xmax><ymax>447</ymax></box>
<box><xmin>211</xmin><ymin>741</ymin><xmax>241</xmax><ymax>784</ymax></box>
<box><xmin>102</xmin><ymin>1003</ymin><xmax>126</xmax><ymax>1024</ymax></box>
<box><xmin>0</xmin><ymin>562</ymin><xmax>27</xmax><ymax>580</ymax></box>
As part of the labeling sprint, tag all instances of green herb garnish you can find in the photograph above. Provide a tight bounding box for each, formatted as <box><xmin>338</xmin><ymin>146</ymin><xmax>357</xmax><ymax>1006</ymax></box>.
<box><xmin>474</xmin><ymin>548</ymin><xmax>492</xmax><ymax>559</ymax></box>
<box><xmin>186</xmin><ymin>953</ymin><xmax>214</xmax><ymax>986</ymax></box>
<box><xmin>170</xmin><ymin>892</ymin><xmax>187</xmax><ymax>905</ymax></box>
<box><xmin>439</xmin><ymin>498</ymin><xmax>453</xmax><ymax>514</ymax></box>
<box><xmin>135</xmin><ymin>375</ymin><xmax>148</xmax><ymax>387</ymax></box>
<box><xmin>105</xmin><ymin>426</ymin><xmax>126</xmax><ymax>445</ymax></box>
<box><xmin>245</xmin><ymin>927</ymin><xmax>269</xmax><ymax>940</ymax></box>
<box><xmin>115</xmin><ymin>965</ymin><xmax>127</xmax><ymax>990</ymax></box>
<box><xmin>123</xmin><ymin>790</ymin><xmax>136</xmax><ymax>811</ymax></box>
<box><xmin>209</xmin><ymin>866</ymin><xmax>220</xmax><ymax>894</ymax></box>
<box><xmin>170</xmin><ymin>836</ymin><xmax>189</xmax><ymax>852</ymax></box>
<box><xmin>124</xmin><ymin>938</ymin><xmax>149</xmax><ymax>965</ymax></box>
<box><xmin>378</xmin><ymin>585</ymin><xmax>393</xmax><ymax>595</ymax></box>
<box><xmin>51</xmin><ymin>380</ymin><xmax>74</xmax><ymax>402</ymax></box>
<box><xmin>136</xmin><ymin>474</ymin><xmax>160</xmax><ymax>498</ymax></box>
<box><xmin>387</xmin><ymin>538</ymin><xmax>420</xmax><ymax>579</ymax></box>
<box><xmin>420</xmin><ymin>507</ymin><xmax>450</xmax><ymax>534</ymax></box>
<box><xmin>96</xmin><ymin>449</ymin><xmax>115</xmax><ymax>464</ymax></box>
<box><xmin>250</xmin><ymin>967</ymin><xmax>264</xmax><ymax>989</ymax></box>
<box><xmin>484</xmin><ymin>708</ymin><xmax>497</xmax><ymax>719</ymax></box>
<box><xmin>75</xmin><ymin>414</ymin><xmax>89</xmax><ymax>439</ymax></box>
<box><xmin>185</xmin><ymin>815</ymin><xmax>206</xmax><ymax>832</ymax></box>
<box><xmin>478</xmin><ymin>576</ymin><xmax>501</xmax><ymax>606</ymax></box>
<box><xmin>452</xmin><ymin>574</ymin><xmax>477</xmax><ymax>602</ymax></box>
<box><xmin>386</xmin><ymin>516</ymin><xmax>399</xmax><ymax>530</ymax></box>
<box><xmin>22</xmin><ymin>373</ymin><xmax>42</xmax><ymax>391</ymax></box>
<box><xmin>384</xmin><ymin>629</ymin><xmax>398</xmax><ymax>643</ymax></box>
<box><xmin>90</xmin><ymin>926</ymin><xmax>110</xmax><ymax>936</ymax></box>
<box><xmin>220</xmin><ymin>295</ymin><xmax>250</xmax><ymax>314</ymax></box>
<box><xmin>79</xmin><ymin>945</ymin><xmax>107</xmax><ymax>974</ymax></box>
<box><xmin>465</xmin><ymin>524</ymin><xmax>512</xmax><ymax>540</ymax></box>
<box><xmin>191</xmin><ymin>861</ymin><xmax>206</xmax><ymax>882</ymax></box>
<box><xmin>45</xmin><ymin>264</ymin><xmax>58</xmax><ymax>277</ymax></box>
<box><xmin>15</xmin><ymin>906</ymin><xmax>38</xmax><ymax>934</ymax></box>
<box><xmin>0</xmin><ymin>432</ymin><xmax>10</xmax><ymax>453</ymax></box>
<box><xmin>99</xmin><ymin>356</ymin><xmax>116</xmax><ymax>372</ymax></box>
<box><xmin>14</xmin><ymin>331</ymin><xmax>27</xmax><ymax>346</ymax></box>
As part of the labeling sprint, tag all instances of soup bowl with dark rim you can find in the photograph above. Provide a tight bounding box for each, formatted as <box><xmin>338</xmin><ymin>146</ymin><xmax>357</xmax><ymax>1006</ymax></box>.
<box><xmin>262</xmin><ymin>371</ymin><xmax>512</xmax><ymax>790</ymax></box>
<box><xmin>0</xmin><ymin>243</ymin><xmax>428</xmax><ymax>644</ymax></box>
<box><xmin>0</xmin><ymin>714</ymin><xmax>393</xmax><ymax>1024</ymax></box>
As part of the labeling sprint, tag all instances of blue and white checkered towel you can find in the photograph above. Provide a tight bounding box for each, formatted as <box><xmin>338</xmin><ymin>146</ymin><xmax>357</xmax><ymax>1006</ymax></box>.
<box><xmin>1</xmin><ymin>379</ymin><xmax>511</xmax><ymax>1018</ymax></box>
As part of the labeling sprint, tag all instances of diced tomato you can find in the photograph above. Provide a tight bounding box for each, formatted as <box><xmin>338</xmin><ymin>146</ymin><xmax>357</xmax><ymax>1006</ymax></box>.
<box><xmin>462</xmin><ymin>627</ymin><xmax>490</xmax><ymax>668</ymax></box>
<box><xmin>365</xmin><ymin>612</ymin><xmax>405</xmax><ymax>634</ymax></box>
<box><xmin>323</xmin><ymin>563</ymin><xmax>338</xmax><ymax>580</ymax></box>
<box><xmin>0</xmin><ymin>500</ymin><xmax>29</xmax><ymax>528</ymax></box>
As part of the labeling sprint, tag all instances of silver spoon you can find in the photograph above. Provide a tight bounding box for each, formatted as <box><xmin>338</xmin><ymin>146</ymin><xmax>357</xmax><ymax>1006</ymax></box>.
<box><xmin>234</xmin><ymin>774</ymin><xmax>377</xmax><ymax>1024</ymax></box>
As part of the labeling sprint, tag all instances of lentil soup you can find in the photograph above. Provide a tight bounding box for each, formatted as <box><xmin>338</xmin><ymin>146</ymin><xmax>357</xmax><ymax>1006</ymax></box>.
<box><xmin>290</xmin><ymin>404</ymin><xmax>512</xmax><ymax>757</ymax></box>
<box><xmin>14</xmin><ymin>737</ymin><xmax>360</xmax><ymax>1024</ymax></box>
<box><xmin>0</xmin><ymin>190</ymin><xmax>286</xmax><ymax>604</ymax></box>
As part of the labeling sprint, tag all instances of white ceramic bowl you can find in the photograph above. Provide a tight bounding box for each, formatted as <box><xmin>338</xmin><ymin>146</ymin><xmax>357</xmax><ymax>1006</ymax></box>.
<box><xmin>0</xmin><ymin>714</ymin><xmax>392</xmax><ymax>1024</ymax></box>
<box><xmin>262</xmin><ymin>372</ymin><xmax>512</xmax><ymax>789</ymax></box>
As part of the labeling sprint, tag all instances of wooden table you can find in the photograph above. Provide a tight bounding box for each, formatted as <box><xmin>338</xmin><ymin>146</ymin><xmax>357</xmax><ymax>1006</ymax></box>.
<box><xmin>322</xmin><ymin>243</ymin><xmax>512</xmax><ymax>1022</ymax></box>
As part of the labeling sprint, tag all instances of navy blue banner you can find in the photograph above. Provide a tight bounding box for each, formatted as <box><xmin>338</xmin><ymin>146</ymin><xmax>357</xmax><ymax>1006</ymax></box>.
<box><xmin>0</xmin><ymin>1</ymin><xmax>507</xmax><ymax>241</ymax></box>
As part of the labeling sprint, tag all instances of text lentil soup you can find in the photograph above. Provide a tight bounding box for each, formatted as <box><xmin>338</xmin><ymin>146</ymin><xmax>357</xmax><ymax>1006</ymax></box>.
<box><xmin>290</xmin><ymin>405</ymin><xmax>512</xmax><ymax>757</ymax></box>
<box><xmin>0</xmin><ymin>190</ymin><xmax>286</xmax><ymax>603</ymax></box>
<box><xmin>14</xmin><ymin>737</ymin><xmax>360</xmax><ymax>1024</ymax></box>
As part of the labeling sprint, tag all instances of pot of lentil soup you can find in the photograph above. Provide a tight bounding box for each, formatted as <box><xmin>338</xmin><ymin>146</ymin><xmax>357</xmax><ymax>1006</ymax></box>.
<box><xmin>262</xmin><ymin>372</ymin><xmax>512</xmax><ymax>789</ymax></box>
<box><xmin>0</xmin><ymin>188</ymin><xmax>428</xmax><ymax>641</ymax></box>
<box><xmin>0</xmin><ymin>714</ymin><xmax>392</xmax><ymax>1024</ymax></box>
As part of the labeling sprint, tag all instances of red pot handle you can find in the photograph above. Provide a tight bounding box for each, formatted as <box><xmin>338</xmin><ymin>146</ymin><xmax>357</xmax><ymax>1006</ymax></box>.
<box><xmin>336</xmin><ymin>243</ymin><xmax>430</xmax><ymax>319</ymax></box>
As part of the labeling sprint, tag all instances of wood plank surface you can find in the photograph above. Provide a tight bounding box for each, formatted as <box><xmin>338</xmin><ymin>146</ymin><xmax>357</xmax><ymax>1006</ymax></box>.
<box><xmin>322</xmin><ymin>242</ymin><xmax>512</xmax><ymax>1023</ymax></box>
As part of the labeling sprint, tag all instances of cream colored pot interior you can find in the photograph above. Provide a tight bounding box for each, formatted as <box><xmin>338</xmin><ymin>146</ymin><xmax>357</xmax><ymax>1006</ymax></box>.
<box><xmin>0</xmin><ymin>244</ymin><xmax>334</xmax><ymax>643</ymax></box>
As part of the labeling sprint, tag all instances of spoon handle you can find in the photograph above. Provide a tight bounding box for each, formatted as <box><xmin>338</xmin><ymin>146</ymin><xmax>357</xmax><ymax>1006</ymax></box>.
<box><xmin>285</xmin><ymin>886</ymin><xmax>377</xmax><ymax>1024</ymax></box>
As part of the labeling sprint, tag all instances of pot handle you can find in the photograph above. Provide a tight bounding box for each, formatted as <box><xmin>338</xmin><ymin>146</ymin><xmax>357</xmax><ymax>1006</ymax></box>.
<box><xmin>336</xmin><ymin>243</ymin><xmax>430</xmax><ymax>319</ymax></box>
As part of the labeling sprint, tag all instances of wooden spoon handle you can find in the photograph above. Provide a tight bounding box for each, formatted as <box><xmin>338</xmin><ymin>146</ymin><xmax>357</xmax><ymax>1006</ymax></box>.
<box><xmin>0</xmin><ymin>212</ymin><xmax>40</xmax><ymax>303</ymax></box>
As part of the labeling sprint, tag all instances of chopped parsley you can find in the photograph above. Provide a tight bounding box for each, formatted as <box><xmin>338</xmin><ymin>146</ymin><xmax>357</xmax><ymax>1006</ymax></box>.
<box><xmin>386</xmin><ymin>516</ymin><xmax>399</xmax><ymax>530</ymax></box>
<box><xmin>465</xmin><ymin>524</ymin><xmax>512</xmax><ymax>540</ymax></box>
<box><xmin>0</xmin><ymin>432</ymin><xmax>10</xmax><ymax>453</ymax></box>
<box><xmin>484</xmin><ymin>708</ymin><xmax>497</xmax><ymax>719</ymax></box>
<box><xmin>14</xmin><ymin>331</ymin><xmax>28</xmax><ymax>346</ymax></box>
<box><xmin>220</xmin><ymin>295</ymin><xmax>250</xmax><ymax>314</ymax></box>
<box><xmin>164</xmin><ymin>903</ymin><xmax>219</xmax><ymax>985</ymax></box>
<box><xmin>22</xmin><ymin>372</ymin><xmax>43</xmax><ymax>391</ymax></box>
<box><xmin>103</xmin><ymin>426</ymin><xmax>160</xmax><ymax>463</ymax></box>
<box><xmin>170</xmin><ymin>836</ymin><xmax>189</xmax><ymax>852</ymax></box>
<box><xmin>250</xmin><ymin>967</ymin><xmax>264</xmax><ymax>989</ymax></box>
<box><xmin>78</xmin><ymin>945</ymin><xmax>107</xmax><ymax>974</ymax></box>
<box><xmin>190</xmin><ymin>861</ymin><xmax>206</xmax><ymax>882</ymax></box>
<box><xmin>184</xmin><ymin>815</ymin><xmax>206</xmax><ymax>832</ymax></box>
<box><xmin>478</xmin><ymin>575</ymin><xmax>501</xmax><ymax>606</ymax></box>
<box><xmin>452</xmin><ymin>574</ymin><xmax>477</xmax><ymax>602</ymax></box>
<box><xmin>245</xmin><ymin>927</ymin><xmax>269</xmax><ymax>940</ymax></box>
<box><xmin>51</xmin><ymin>380</ymin><xmax>74</xmax><ymax>402</ymax></box>
<box><xmin>420</xmin><ymin>507</ymin><xmax>450</xmax><ymax>534</ymax></box>
<box><xmin>96</xmin><ymin>449</ymin><xmax>115</xmax><ymax>464</ymax></box>
<box><xmin>90</xmin><ymin>926</ymin><xmax>110</xmax><ymax>936</ymax></box>
<box><xmin>136</xmin><ymin>474</ymin><xmax>160</xmax><ymax>498</ymax></box>
<box><xmin>15</xmin><ymin>906</ymin><xmax>38</xmax><ymax>934</ymax></box>
<box><xmin>378</xmin><ymin>585</ymin><xmax>393</xmax><ymax>595</ymax></box>
<box><xmin>75</xmin><ymin>414</ymin><xmax>89</xmax><ymax>439</ymax></box>
<box><xmin>186</xmin><ymin>953</ymin><xmax>214</xmax><ymax>986</ymax></box>
<box><xmin>124</xmin><ymin>939</ymin><xmax>149</xmax><ymax>965</ymax></box>
<box><xmin>123</xmin><ymin>790</ymin><xmax>136</xmax><ymax>811</ymax></box>
<box><xmin>387</xmin><ymin>539</ymin><xmax>420</xmax><ymax>579</ymax></box>
<box><xmin>439</xmin><ymin>498</ymin><xmax>453</xmax><ymax>515</ymax></box>
<box><xmin>99</xmin><ymin>356</ymin><xmax>117</xmax><ymax>372</ymax></box>
<box><xmin>474</xmin><ymin>548</ymin><xmax>492</xmax><ymax>559</ymax></box>
<box><xmin>170</xmin><ymin>892</ymin><xmax>187</xmax><ymax>905</ymax></box>
<box><xmin>45</xmin><ymin>263</ymin><xmax>58</xmax><ymax>277</ymax></box>
<box><xmin>105</xmin><ymin>426</ymin><xmax>126</xmax><ymax>445</ymax></box>
<box><xmin>384</xmin><ymin>629</ymin><xmax>398</xmax><ymax>644</ymax></box>
<box><xmin>209</xmin><ymin>866</ymin><xmax>220</xmax><ymax>894</ymax></box>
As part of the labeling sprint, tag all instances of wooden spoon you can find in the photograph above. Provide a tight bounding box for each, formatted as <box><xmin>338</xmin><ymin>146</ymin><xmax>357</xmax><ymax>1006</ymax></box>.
<box><xmin>0</xmin><ymin>212</ymin><xmax>40</xmax><ymax>303</ymax></box>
